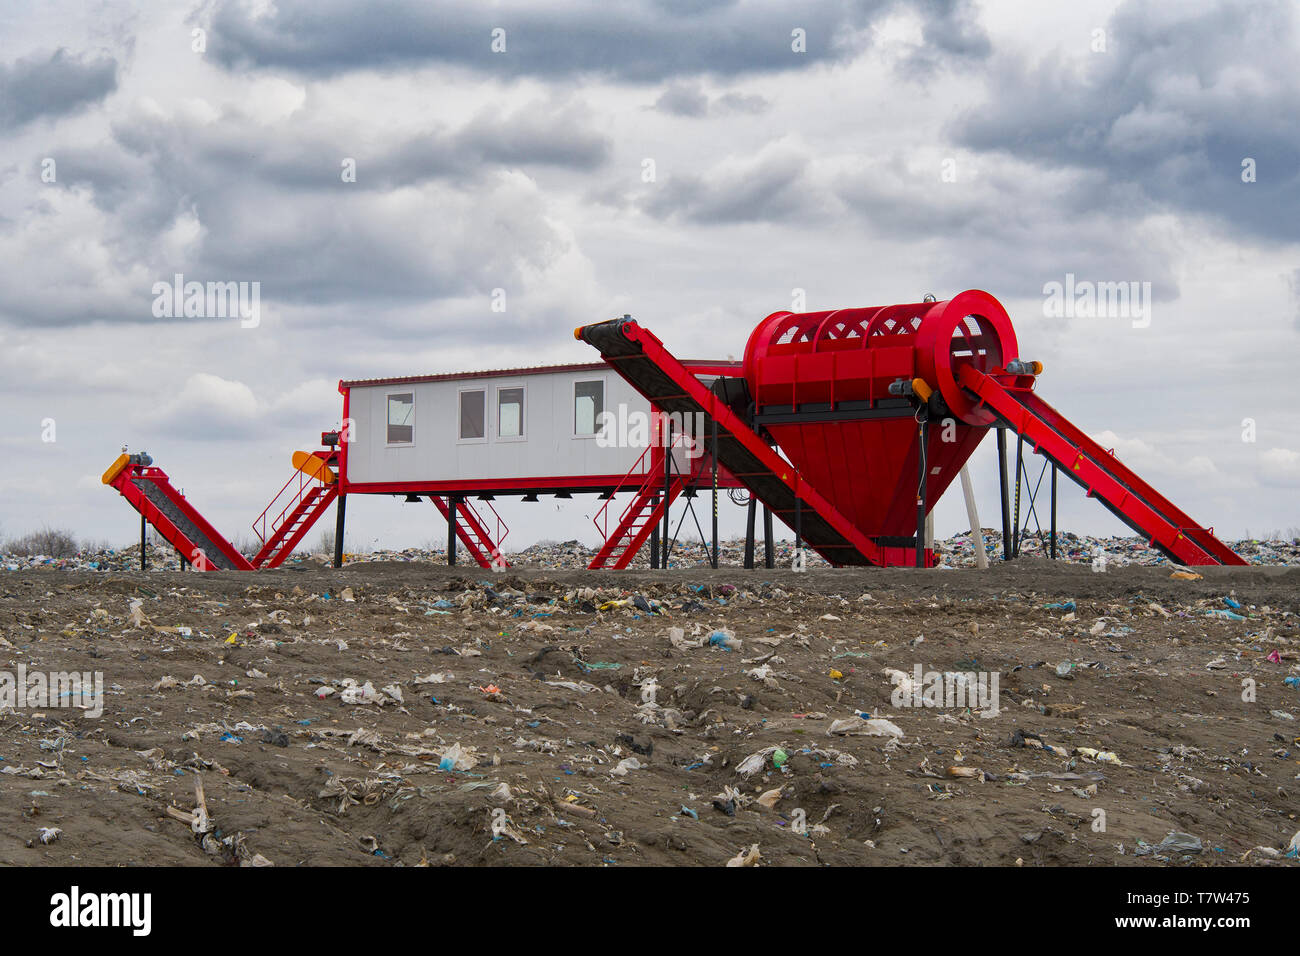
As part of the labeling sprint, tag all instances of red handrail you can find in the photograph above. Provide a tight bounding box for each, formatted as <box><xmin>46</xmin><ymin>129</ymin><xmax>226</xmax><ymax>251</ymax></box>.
<box><xmin>253</xmin><ymin>466</ymin><xmax>327</xmax><ymax>544</ymax></box>
<box><xmin>592</xmin><ymin>429</ymin><xmax>695</xmax><ymax>544</ymax></box>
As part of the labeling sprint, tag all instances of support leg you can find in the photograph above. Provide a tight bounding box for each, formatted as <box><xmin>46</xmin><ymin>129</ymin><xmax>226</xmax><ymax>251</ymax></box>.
<box><xmin>997</xmin><ymin>428</ymin><xmax>1012</xmax><ymax>561</ymax></box>
<box><xmin>743</xmin><ymin>496</ymin><xmax>756</xmax><ymax>569</ymax></box>
<box><xmin>710</xmin><ymin>416</ymin><xmax>718</xmax><ymax>569</ymax></box>
<box><xmin>333</xmin><ymin>493</ymin><xmax>346</xmax><ymax>568</ymax></box>
<box><xmin>649</xmin><ymin>495</ymin><xmax>660</xmax><ymax>570</ymax></box>
<box><xmin>141</xmin><ymin>514</ymin><xmax>147</xmax><ymax>571</ymax></box>
<box><xmin>763</xmin><ymin>504</ymin><xmax>774</xmax><ymax>569</ymax></box>
<box><xmin>447</xmin><ymin>496</ymin><xmax>458</xmax><ymax>567</ymax></box>
<box><xmin>959</xmin><ymin>464</ymin><xmax>987</xmax><ymax>570</ymax></box>
<box><xmin>1013</xmin><ymin>434</ymin><xmax>1024</xmax><ymax>558</ymax></box>
<box><xmin>1050</xmin><ymin>464</ymin><xmax>1058</xmax><ymax>560</ymax></box>
<box><xmin>794</xmin><ymin>496</ymin><xmax>803</xmax><ymax>558</ymax></box>
<box><xmin>916</xmin><ymin>417</ymin><xmax>929</xmax><ymax>568</ymax></box>
<box><xmin>661</xmin><ymin>424</ymin><xmax>671</xmax><ymax>569</ymax></box>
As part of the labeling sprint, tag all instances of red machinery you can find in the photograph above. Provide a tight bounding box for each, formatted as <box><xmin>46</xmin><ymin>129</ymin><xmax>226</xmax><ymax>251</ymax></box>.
<box><xmin>103</xmin><ymin>289</ymin><xmax>1244</xmax><ymax>571</ymax></box>
<box><xmin>102</xmin><ymin>442</ymin><xmax>341</xmax><ymax>571</ymax></box>
<box><xmin>577</xmin><ymin>290</ymin><xmax>1245</xmax><ymax>567</ymax></box>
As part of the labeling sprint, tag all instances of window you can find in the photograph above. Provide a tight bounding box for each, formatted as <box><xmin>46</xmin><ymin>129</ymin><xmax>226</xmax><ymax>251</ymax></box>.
<box><xmin>459</xmin><ymin>389</ymin><xmax>485</xmax><ymax>440</ymax></box>
<box><xmin>574</xmin><ymin>380</ymin><xmax>604</xmax><ymax>436</ymax></box>
<box><xmin>387</xmin><ymin>392</ymin><xmax>414</xmax><ymax>444</ymax></box>
<box><xmin>497</xmin><ymin>386</ymin><xmax>524</xmax><ymax>439</ymax></box>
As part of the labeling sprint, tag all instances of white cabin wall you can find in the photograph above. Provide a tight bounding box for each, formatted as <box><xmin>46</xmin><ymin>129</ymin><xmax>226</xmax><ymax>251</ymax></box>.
<box><xmin>344</xmin><ymin>370</ymin><xmax>657</xmax><ymax>484</ymax></box>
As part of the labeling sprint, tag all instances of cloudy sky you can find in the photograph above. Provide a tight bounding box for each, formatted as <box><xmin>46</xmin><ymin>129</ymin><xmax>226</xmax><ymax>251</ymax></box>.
<box><xmin>1</xmin><ymin>0</ymin><xmax>1297</xmax><ymax>557</ymax></box>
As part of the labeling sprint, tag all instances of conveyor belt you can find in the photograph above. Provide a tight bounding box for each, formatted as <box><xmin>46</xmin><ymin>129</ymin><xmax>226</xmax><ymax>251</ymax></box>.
<box><xmin>959</xmin><ymin>366</ymin><xmax>1246</xmax><ymax>566</ymax></box>
<box><xmin>578</xmin><ymin>318</ymin><xmax>892</xmax><ymax>566</ymax></box>
<box><xmin>106</xmin><ymin>463</ymin><xmax>255</xmax><ymax>570</ymax></box>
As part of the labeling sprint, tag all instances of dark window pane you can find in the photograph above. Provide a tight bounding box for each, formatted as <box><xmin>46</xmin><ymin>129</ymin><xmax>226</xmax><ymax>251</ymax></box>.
<box><xmin>459</xmin><ymin>390</ymin><xmax>485</xmax><ymax>440</ymax></box>
<box><xmin>387</xmin><ymin>393</ymin><xmax>414</xmax><ymax>444</ymax></box>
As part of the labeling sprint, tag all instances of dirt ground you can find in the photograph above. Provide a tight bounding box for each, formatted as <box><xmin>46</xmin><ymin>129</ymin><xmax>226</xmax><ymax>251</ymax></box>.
<box><xmin>1</xmin><ymin>559</ymin><xmax>1297</xmax><ymax>867</ymax></box>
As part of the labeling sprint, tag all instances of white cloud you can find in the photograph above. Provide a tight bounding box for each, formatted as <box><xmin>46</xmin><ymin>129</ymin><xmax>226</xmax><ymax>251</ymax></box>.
<box><xmin>135</xmin><ymin>373</ymin><xmax>261</xmax><ymax>439</ymax></box>
<box><xmin>1259</xmin><ymin>448</ymin><xmax>1300</xmax><ymax>487</ymax></box>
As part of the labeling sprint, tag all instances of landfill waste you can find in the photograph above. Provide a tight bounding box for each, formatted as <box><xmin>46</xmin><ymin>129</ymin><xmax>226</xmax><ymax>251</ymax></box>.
<box><xmin>707</xmin><ymin>629</ymin><xmax>742</xmax><ymax>651</ymax></box>
<box><xmin>5</xmin><ymin>530</ymin><xmax>1300</xmax><ymax>574</ymax></box>
<box><xmin>1134</xmin><ymin>831</ymin><xmax>1203</xmax><ymax>857</ymax></box>
<box><xmin>2</xmin><ymin>550</ymin><xmax>1297</xmax><ymax>867</ymax></box>
<box><xmin>725</xmin><ymin>844</ymin><xmax>761</xmax><ymax>867</ymax></box>
<box><xmin>827</xmin><ymin>717</ymin><xmax>904</xmax><ymax>738</ymax></box>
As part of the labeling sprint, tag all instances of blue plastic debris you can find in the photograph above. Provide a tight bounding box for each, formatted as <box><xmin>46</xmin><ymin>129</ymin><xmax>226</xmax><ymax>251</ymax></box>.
<box><xmin>1205</xmin><ymin>609</ymin><xmax>1245</xmax><ymax>621</ymax></box>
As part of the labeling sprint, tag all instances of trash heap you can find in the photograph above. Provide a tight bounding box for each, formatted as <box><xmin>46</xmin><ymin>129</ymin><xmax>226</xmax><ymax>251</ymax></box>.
<box><xmin>3</xmin><ymin>533</ymin><xmax>1298</xmax><ymax>573</ymax></box>
<box><xmin>2</xmin><ymin>562</ymin><xmax>1296</xmax><ymax>866</ymax></box>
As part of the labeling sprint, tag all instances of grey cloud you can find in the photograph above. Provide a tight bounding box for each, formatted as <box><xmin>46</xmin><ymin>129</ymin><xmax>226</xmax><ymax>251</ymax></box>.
<box><xmin>0</xmin><ymin>48</ymin><xmax>118</xmax><ymax>130</ymax></box>
<box><xmin>0</xmin><ymin>97</ymin><xmax>602</xmax><ymax>327</ymax></box>
<box><xmin>643</xmin><ymin>145</ymin><xmax>823</xmax><ymax>224</ymax></box>
<box><xmin>654</xmin><ymin>82</ymin><xmax>710</xmax><ymax>117</ymax></box>
<box><xmin>638</xmin><ymin>138</ymin><xmax>1181</xmax><ymax>303</ymax></box>
<box><xmin>832</xmin><ymin>158</ymin><xmax>1180</xmax><ymax>301</ymax></box>
<box><xmin>912</xmin><ymin>0</ymin><xmax>990</xmax><ymax>59</ymax></box>
<box><xmin>454</xmin><ymin>101</ymin><xmax>610</xmax><ymax>169</ymax></box>
<box><xmin>1290</xmin><ymin>268</ymin><xmax>1300</xmax><ymax>331</ymax></box>
<box><xmin>952</xmin><ymin>0</ymin><xmax>1300</xmax><ymax>243</ymax></box>
<box><xmin>714</xmin><ymin>91</ymin><xmax>770</xmax><ymax>115</ymax></box>
<box><xmin>653</xmin><ymin>81</ymin><xmax>771</xmax><ymax>117</ymax></box>
<box><xmin>204</xmin><ymin>0</ymin><xmax>910</xmax><ymax>81</ymax></box>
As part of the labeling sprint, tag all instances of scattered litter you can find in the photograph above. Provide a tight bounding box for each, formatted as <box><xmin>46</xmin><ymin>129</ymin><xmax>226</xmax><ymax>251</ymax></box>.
<box><xmin>828</xmin><ymin>717</ymin><xmax>904</xmax><ymax>738</ymax></box>
<box><xmin>725</xmin><ymin>844</ymin><xmax>761</xmax><ymax>867</ymax></box>
<box><xmin>1135</xmin><ymin>831</ymin><xmax>1203</xmax><ymax>857</ymax></box>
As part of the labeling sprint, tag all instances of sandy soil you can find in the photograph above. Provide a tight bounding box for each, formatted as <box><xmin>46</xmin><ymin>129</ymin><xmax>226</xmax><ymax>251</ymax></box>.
<box><xmin>1</xmin><ymin>560</ymin><xmax>1297</xmax><ymax>867</ymax></box>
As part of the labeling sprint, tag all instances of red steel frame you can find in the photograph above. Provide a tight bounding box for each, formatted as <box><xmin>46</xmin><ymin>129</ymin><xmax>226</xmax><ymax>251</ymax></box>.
<box><xmin>105</xmin><ymin>291</ymin><xmax>1243</xmax><ymax>570</ymax></box>
<box><xmin>959</xmin><ymin>366</ymin><xmax>1246</xmax><ymax>566</ymax></box>
<box><xmin>430</xmin><ymin>494</ymin><xmax>512</xmax><ymax>569</ymax></box>
<box><xmin>250</xmin><ymin>453</ymin><xmax>339</xmax><ymax>569</ymax></box>
<box><xmin>107</xmin><ymin>463</ymin><xmax>255</xmax><ymax>571</ymax></box>
<box><xmin>578</xmin><ymin>290</ymin><xmax>1243</xmax><ymax>568</ymax></box>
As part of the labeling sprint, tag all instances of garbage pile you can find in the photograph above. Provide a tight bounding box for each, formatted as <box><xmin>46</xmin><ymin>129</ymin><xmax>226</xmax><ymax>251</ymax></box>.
<box><xmin>936</xmin><ymin>531</ymin><xmax>1300</xmax><ymax>568</ymax></box>
<box><xmin>2</xmin><ymin>559</ymin><xmax>1296</xmax><ymax>866</ymax></box>
<box><xmin>3</xmin><ymin>532</ymin><xmax>1299</xmax><ymax>573</ymax></box>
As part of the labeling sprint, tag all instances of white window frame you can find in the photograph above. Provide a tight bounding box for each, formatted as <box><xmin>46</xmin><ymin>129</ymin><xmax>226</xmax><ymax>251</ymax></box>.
<box><xmin>385</xmin><ymin>390</ymin><xmax>415</xmax><ymax>447</ymax></box>
<box><xmin>572</xmin><ymin>377</ymin><xmax>606</xmax><ymax>440</ymax></box>
<box><xmin>495</xmin><ymin>383</ymin><xmax>526</xmax><ymax>442</ymax></box>
<box><xmin>457</xmin><ymin>387</ymin><xmax>488</xmax><ymax>445</ymax></box>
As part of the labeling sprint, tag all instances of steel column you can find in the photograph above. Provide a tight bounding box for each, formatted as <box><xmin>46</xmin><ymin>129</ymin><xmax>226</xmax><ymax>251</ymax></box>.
<box><xmin>743</xmin><ymin>496</ymin><xmax>756</xmax><ymax>569</ymax></box>
<box><xmin>710</xmin><ymin>416</ymin><xmax>719</xmax><ymax>569</ymax></box>
<box><xmin>661</xmin><ymin>421</ymin><xmax>671</xmax><ymax>568</ymax></box>
<box><xmin>649</xmin><ymin>495</ymin><xmax>660</xmax><ymax>569</ymax></box>
<box><xmin>333</xmin><ymin>494</ymin><xmax>346</xmax><ymax>568</ymax></box>
<box><xmin>1013</xmin><ymin>434</ymin><xmax>1024</xmax><ymax>557</ymax></box>
<box><xmin>916</xmin><ymin>416</ymin><xmax>929</xmax><ymax>568</ymax></box>
<box><xmin>1050</xmin><ymin>464</ymin><xmax>1058</xmax><ymax>559</ymax></box>
<box><xmin>763</xmin><ymin>504</ymin><xmax>774</xmax><ymax>569</ymax></box>
<box><xmin>447</xmin><ymin>495</ymin><xmax>458</xmax><ymax>567</ymax></box>
<box><xmin>997</xmin><ymin>428</ymin><xmax>1012</xmax><ymax>561</ymax></box>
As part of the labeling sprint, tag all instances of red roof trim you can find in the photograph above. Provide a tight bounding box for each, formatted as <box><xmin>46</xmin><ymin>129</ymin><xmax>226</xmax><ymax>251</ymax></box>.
<box><xmin>339</xmin><ymin>359</ymin><xmax>738</xmax><ymax>390</ymax></box>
